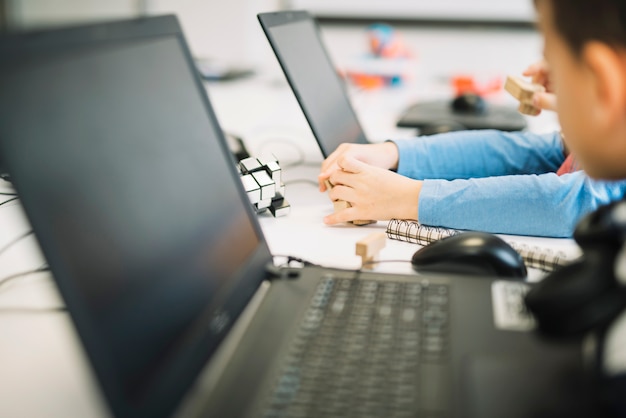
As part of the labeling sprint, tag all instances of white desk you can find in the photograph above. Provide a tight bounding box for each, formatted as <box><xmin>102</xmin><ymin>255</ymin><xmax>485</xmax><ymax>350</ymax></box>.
<box><xmin>0</xmin><ymin>23</ymin><xmax>580</xmax><ymax>418</ymax></box>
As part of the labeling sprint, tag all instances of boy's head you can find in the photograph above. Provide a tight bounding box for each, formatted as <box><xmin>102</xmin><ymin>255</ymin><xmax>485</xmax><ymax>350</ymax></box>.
<box><xmin>535</xmin><ymin>0</ymin><xmax>626</xmax><ymax>179</ymax></box>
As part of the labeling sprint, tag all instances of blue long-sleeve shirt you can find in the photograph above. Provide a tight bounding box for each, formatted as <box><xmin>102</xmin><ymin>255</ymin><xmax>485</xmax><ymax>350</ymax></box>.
<box><xmin>391</xmin><ymin>130</ymin><xmax>626</xmax><ymax>237</ymax></box>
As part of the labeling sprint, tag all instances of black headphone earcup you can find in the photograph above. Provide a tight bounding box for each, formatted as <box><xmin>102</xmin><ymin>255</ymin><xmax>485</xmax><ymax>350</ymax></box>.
<box><xmin>525</xmin><ymin>254</ymin><xmax>626</xmax><ymax>339</ymax></box>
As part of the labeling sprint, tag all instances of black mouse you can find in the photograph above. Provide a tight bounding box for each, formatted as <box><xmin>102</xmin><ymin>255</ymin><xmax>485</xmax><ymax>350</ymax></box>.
<box><xmin>451</xmin><ymin>92</ymin><xmax>487</xmax><ymax>114</ymax></box>
<box><xmin>411</xmin><ymin>231</ymin><xmax>527</xmax><ymax>279</ymax></box>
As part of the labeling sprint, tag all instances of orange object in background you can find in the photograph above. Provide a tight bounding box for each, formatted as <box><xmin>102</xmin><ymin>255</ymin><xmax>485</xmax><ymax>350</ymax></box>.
<box><xmin>452</xmin><ymin>75</ymin><xmax>502</xmax><ymax>97</ymax></box>
<box><xmin>346</xmin><ymin>72</ymin><xmax>386</xmax><ymax>89</ymax></box>
<box><xmin>345</xmin><ymin>71</ymin><xmax>403</xmax><ymax>89</ymax></box>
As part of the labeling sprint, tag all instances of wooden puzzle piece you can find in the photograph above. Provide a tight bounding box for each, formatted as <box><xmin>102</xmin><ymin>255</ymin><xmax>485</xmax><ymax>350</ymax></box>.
<box><xmin>504</xmin><ymin>75</ymin><xmax>545</xmax><ymax>116</ymax></box>
<box><xmin>324</xmin><ymin>180</ymin><xmax>376</xmax><ymax>226</ymax></box>
<box><xmin>355</xmin><ymin>231</ymin><xmax>387</xmax><ymax>268</ymax></box>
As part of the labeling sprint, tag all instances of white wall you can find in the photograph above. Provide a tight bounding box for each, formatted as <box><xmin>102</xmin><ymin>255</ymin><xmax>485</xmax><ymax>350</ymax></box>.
<box><xmin>288</xmin><ymin>0</ymin><xmax>534</xmax><ymax>22</ymax></box>
<box><xmin>7</xmin><ymin>0</ymin><xmax>284</xmax><ymax>66</ymax></box>
<box><xmin>147</xmin><ymin>0</ymin><xmax>282</xmax><ymax>66</ymax></box>
<box><xmin>8</xmin><ymin>0</ymin><xmax>140</xmax><ymax>26</ymax></box>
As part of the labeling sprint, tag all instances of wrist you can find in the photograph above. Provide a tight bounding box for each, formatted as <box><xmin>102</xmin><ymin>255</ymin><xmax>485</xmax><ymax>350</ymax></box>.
<box><xmin>382</xmin><ymin>141</ymin><xmax>400</xmax><ymax>171</ymax></box>
<box><xmin>397</xmin><ymin>179</ymin><xmax>422</xmax><ymax>220</ymax></box>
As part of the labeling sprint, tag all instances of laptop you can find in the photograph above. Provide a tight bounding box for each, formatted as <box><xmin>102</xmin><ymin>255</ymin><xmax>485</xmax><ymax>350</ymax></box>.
<box><xmin>258</xmin><ymin>10</ymin><xmax>369</xmax><ymax>157</ymax></box>
<box><xmin>0</xmin><ymin>15</ymin><xmax>590</xmax><ymax>418</ymax></box>
<box><xmin>257</xmin><ymin>10</ymin><xmax>527</xmax><ymax>156</ymax></box>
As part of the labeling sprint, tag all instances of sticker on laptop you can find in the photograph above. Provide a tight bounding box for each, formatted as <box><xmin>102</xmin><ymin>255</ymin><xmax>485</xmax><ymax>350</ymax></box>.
<box><xmin>491</xmin><ymin>281</ymin><xmax>536</xmax><ymax>331</ymax></box>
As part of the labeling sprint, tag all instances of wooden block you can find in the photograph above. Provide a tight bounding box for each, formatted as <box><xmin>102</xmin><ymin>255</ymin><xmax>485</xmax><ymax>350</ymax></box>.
<box><xmin>518</xmin><ymin>101</ymin><xmax>541</xmax><ymax>116</ymax></box>
<box><xmin>352</xmin><ymin>219</ymin><xmax>377</xmax><ymax>226</ymax></box>
<box><xmin>333</xmin><ymin>200</ymin><xmax>350</xmax><ymax>211</ymax></box>
<box><xmin>504</xmin><ymin>75</ymin><xmax>545</xmax><ymax>116</ymax></box>
<box><xmin>325</xmin><ymin>179</ymin><xmax>376</xmax><ymax>226</ymax></box>
<box><xmin>504</xmin><ymin>75</ymin><xmax>545</xmax><ymax>102</ymax></box>
<box><xmin>355</xmin><ymin>232</ymin><xmax>387</xmax><ymax>258</ymax></box>
<box><xmin>356</xmin><ymin>232</ymin><xmax>387</xmax><ymax>269</ymax></box>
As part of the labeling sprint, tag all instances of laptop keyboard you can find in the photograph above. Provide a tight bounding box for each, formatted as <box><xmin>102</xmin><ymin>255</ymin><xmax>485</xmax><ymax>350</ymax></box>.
<box><xmin>261</xmin><ymin>274</ymin><xmax>450</xmax><ymax>418</ymax></box>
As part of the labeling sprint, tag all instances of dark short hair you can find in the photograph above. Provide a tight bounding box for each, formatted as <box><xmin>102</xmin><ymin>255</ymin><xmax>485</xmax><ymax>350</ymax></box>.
<box><xmin>539</xmin><ymin>0</ymin><xmax>626</xmax><ymax>54</ymax></box>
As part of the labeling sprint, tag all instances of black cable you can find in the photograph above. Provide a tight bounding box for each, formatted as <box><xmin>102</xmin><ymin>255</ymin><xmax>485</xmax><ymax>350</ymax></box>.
<box><xmin>0</xmin><ymin>266</ymin><xmax>50</xmax><ymax>289</ymax></box>
<box><xmin>0</xmin><ymin>230</ymin><xmax>33</xmax><ymax>258</ymax></box>
<box><xmin>272</xmin><ymin>255</ymin><xmax>411</xmax><ymax>271</ymax></box>
<box><xmin>272</xmin><ymin>254</ymin><xmax>320</xmax><ymax>268</ymax></box>
<box><xmin>0</xmin><ymin>196</ymin><xmax>18</xmax><ymax>207</ymax></box>
<box><xmin>0</xmin><ymin>192</ymin><xmax>17</xmax><ymax>196</ymax></box>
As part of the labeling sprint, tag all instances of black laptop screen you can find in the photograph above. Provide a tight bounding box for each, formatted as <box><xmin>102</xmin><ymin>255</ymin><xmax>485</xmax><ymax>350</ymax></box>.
<box><xmin>0</xmin><ymin>17</ymin><xmax>269</xmax><ymax>418</ymax></box>
<box><xmin>260</xmin><ymin>12</ymin><xmax>367</xmax><ymax>156</ymax></box>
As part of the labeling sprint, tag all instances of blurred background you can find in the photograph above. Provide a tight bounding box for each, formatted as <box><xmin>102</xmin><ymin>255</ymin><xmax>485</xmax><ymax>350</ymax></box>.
<box><xmin>0</xmin><ymin>0</ymin><xmax>536</xmax><ymax>71</ymax></box>
<box><xmin>0</xmin><ymin>1</ymin><xmax>554</xmax><ymax>147</ymax></box>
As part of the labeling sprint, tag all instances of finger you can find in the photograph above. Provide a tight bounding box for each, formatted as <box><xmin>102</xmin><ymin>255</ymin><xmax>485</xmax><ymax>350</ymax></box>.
<box><xmin>533</xmin><ymin>92</ymin><xmax>557</xmax><ymax>111</ymax></box>
<box><xmin>320</xmin><ymin>153</ymin><xmax>338</xmax><ymax>175</ymax></box>
<box><xmin>320</xmin><ymin>143</ymin><xmax>349</xmax><ymax>174</ymax></box>
<box><xmin>337</xmin><ymin>155</ymin><xmax>365</xmax><ymax>174</ymax></box>
<box><xmin>522</xmin><ymin>64</ymin><xmax>539</xmax><ymax>76</ymax></box>
<box><xmin>327</xmin><ymin>183</ymin><xmax>358</xmax><ymax>204</ymax></box>
<box><xmin>319</xmin><ymin>161</ymin><xmax>340</xmax><ymax>183</ymax></box>
<box><xmin>318</xmin><ymin>173</ymin><xmax>332</xmax><ymax>192</ymax></box>
<box><xmin>323</xmin><ymin>206</ymin><xmax>360</xmax><ymax>225</ymax></box>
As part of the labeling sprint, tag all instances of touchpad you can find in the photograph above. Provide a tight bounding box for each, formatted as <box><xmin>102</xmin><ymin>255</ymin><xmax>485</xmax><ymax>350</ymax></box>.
<box><xmin>464</xmin><ymin>355</ymin><xmax>589</xmax><ymax>418</ymax></box>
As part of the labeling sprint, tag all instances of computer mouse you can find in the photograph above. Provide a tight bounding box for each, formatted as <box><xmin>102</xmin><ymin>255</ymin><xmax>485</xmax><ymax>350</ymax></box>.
<box><xmin>411</xmin><ymin>231</ymin><xmax>527</xmax><ymax>279</ymax></box>
<box><xmin>451</xmin><ymin>92</ymin><xmax>487</xmax><ymax>114</ymax></box>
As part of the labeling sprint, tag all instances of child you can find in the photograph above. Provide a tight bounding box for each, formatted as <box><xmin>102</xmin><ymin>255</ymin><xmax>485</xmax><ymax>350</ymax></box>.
<box><xmin>318</xmin><ymin>26</ymin><xmax>626</xmax><ymax>238</ymax></box>
<box><xmin>534</xmin><ymin>0</ymin><xmax>626</xmax><ymax>180</ymax></box>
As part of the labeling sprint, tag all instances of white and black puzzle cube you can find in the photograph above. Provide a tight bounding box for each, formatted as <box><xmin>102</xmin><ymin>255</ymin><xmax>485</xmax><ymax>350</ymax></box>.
<box><xmin>238</xmin><ymin>156</ymin><xmax>290</xmax><ymax>217</ymax></box>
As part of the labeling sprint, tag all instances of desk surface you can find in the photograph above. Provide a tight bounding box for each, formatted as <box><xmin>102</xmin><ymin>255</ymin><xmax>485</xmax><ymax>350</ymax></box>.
<box><xmin>0</xmin><ymin>23</ymin><xmax>577</xmax><ymax>418</ymax></box>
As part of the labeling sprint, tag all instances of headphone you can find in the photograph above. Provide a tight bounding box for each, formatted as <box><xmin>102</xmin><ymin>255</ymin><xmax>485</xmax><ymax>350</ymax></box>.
<box><xmin>524</xmin><ymin>198</ymin><xmax>626</xmax><ymax>339</ymax></box>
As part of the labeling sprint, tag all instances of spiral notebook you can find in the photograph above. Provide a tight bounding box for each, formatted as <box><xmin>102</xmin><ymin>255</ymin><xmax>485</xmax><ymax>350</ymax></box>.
<box><xmin>386</xmin><ymin>219</ymin><xmax>579</xmax><ymax>272</ymax></box>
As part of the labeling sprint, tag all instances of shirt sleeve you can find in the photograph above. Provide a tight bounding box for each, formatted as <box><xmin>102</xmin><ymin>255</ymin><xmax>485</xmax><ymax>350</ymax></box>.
<box><xmin>417</xmin><ymin>171</ymin><xmax>626</xmax><ymax>238</ymax></box>
<box><xmin>391</xmin><ymin>130</ymin><xmax>565</xmax><ymax>180</ymax></box>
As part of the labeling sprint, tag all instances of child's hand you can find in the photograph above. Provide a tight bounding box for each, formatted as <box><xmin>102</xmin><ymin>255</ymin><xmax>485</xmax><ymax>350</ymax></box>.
<box><xmin>318</xmin><ymin>142</ymin><xmax>399</xmax><ymax>192</ymax></box>
<box><xmin>323</xmin><ymin>156</ymin><xmax>422</xmax><ymax>224</ymax></box>
<box><xmin>522</xmin><ymin>60</ymin><xmax>557</xmax><ymax>112</ymax></box>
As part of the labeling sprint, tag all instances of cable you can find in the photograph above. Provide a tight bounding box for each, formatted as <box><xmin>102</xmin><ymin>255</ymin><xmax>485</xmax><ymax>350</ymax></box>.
<box><xmin>0</xmin><ymin>192</ymin><xmax>17</xmax><ymax>196</ymax></box>
<box><xmin>272</xmin><ymin>254</ymin><xmax>320</xmax><ymax>268</ymax></box>
<box><xmin>256</xmin><ymin>138</ymin><xmax>308</xmax><ymax>169</ymax></box>
<box><xmin>0</xmin><ymin>196</ymin><xmax>18</xmax><ymax>207</ymax></box>
<box><xmin>0</xmin><ymin>266</ymin><xmax>50</xmax><ymax>289</ymax></box>
<box><xmin>0</xmin><ymin>230</ymin><xmax>33</xmax><ymax>258</ymax></box>
<box><xmin>272</xmin><ymin>255</ymin><xmax>412</xmax><ymax>271</ymax></box>
<box><xmin>283</xmin><ymin>179</ymin><xmax>319</xmax><ymax>187</ymax></box>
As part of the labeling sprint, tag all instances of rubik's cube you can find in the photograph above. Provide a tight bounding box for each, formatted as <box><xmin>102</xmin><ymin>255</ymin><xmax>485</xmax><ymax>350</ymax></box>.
<box><xmin>238</xmin><ymin>156</ymin><xmax>290</xmax><ymax>217</ymax></box>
